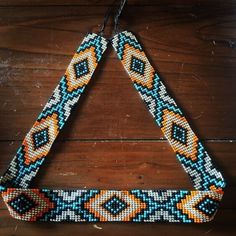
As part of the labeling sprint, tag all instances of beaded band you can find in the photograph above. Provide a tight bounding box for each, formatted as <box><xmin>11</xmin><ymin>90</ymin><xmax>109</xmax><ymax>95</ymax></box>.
<box><xmin>0</xmin><ymin>33</ymin><xmax>108</xmax><ymax>190</ymax></box>
<box><xmin>0</xmin><ymin>31</ymin><xmax>225</xmax><ymax>223</ymax></box>
<box><xmin>2</xmin><ymin>188</ymin><xmax>223</xmax><ymax>223</ymax></box>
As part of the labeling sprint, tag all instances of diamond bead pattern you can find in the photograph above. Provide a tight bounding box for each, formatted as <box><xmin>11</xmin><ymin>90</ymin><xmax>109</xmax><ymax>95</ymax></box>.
<box><xmin>8</xmin><ymin>193</ymin><xmax>37</xmax><ymax>215</ymax></box>
<box><xmin>130</xmin><ymin>56</ymin><xmax>145</xmax><ymax>75</ymax></box>
<box><xmin>74</xmin><ymin>59</ymin><xmax>90</xmax><ymax>78</ymax></box>
<box><xmin>32</xmin><ymin>128</ymin><xmax>50</xmax><ymax>150</ymax></box>
<box><xmin>171</xmin><ymin>123</ymin><xmax>187</xmax><ymax>145</ymax></box>
<box><xmin>103</xmin><ymin>196</ymin><xmax>128</xmax><ymax>216</ymax></box>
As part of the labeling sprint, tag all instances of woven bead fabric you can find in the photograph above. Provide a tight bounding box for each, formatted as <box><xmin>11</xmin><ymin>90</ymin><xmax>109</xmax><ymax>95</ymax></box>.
<box><xmin>0</xmin><ymin>31</ymin><xmax>226</xmax><ymax>223</ymax></box>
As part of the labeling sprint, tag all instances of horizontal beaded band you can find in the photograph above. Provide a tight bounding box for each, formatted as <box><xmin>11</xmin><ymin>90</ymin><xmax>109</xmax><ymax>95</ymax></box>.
<box><xmin>2</xmin><ymin>188</ymin><xmax>223</xmax><ymax>223</ymax></box>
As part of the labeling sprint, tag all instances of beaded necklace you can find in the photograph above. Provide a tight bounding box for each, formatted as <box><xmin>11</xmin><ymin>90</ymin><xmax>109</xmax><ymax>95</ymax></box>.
<box><xmin>0</xmin><ymin>1</ymin><xmax>226</xmax><ymax>223</ymax></box>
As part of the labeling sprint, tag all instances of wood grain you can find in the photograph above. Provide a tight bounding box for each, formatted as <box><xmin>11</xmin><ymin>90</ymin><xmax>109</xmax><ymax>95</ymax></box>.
<box><xmin>1</xmin><ymin>0</ymin><xmax>236</xmax><ymax>6</ymax></box>
<box><xmin>0</xmin><ymin>141</ymin><xmax>235</xmax><ymax>189</ymax></box>
<box><xmin>0</xmin><ymin>1</ymin><xmax>235</xmax><ymax>235</ymax></box>
<box><xmin>0</xmin><ymin>5</ymin><xmax>236</xmax><ymax>140</ymax></box>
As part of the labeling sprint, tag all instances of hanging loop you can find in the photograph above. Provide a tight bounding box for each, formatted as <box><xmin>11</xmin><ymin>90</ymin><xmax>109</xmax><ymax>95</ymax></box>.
<box><xmin>114</xmin><ymin>0</ymin><xmax>127</xmax><ymax>33</ymax></box>
<box><xmin>99</xmin><ymin>0</ymin><xmax>127</xmax><ymax>36</ymax></box>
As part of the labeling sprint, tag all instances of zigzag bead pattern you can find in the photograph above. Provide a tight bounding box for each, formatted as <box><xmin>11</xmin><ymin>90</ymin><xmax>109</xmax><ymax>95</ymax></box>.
<box><xmin>0</xmin><ymin>31</ymin><xmax>226</xmax><ymax>223</ymax></box>
<box><xmin>2</xmin><ymin>188</ymin><xmax>223</xmax><ymax>223</ymax></box>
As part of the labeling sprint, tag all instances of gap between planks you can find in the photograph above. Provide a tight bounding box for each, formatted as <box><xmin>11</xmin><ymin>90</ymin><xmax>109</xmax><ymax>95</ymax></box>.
<box><xmin>0</xmin><ymin>138</ymin><xmax>235</xmax><ymax>143</ymax></box>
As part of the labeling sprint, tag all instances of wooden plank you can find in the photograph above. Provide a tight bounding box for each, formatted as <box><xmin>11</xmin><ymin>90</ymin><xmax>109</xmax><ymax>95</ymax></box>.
<box><xmin>0</xmin><ymin>141</ymin><xmax>235</xmax><ymax>206</ymax></box>
<box><xmin>1</xmin><ymin>66</ymin><xmax>235</xmax><ymax>140</ymax></box>
<box><xmin>1</xmin><ymin>0</ymin><xmax>236</xmax><ymax>7</ymax></box>
<box><xmin>0</xmin><ymin>5</ymin><xmax>236</xmax><ymax>140</ymax></box>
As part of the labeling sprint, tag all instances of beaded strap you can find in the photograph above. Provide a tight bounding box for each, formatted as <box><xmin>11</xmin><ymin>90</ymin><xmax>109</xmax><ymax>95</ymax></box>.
<box><xmin>0</xmin><ymin>31</ymin><xmax>225</xmax><ymax>223</ymax></box>
<box><xmin>2</xmin><ymin>188</ymin><xmax>223</xmax><ymax>223</ymax></box>
<box><xmin>111</xmin><ymin>31</ymin><xmax>225</xmax><ymax>192</ymax></box>
<box><xmin>0</xmin><ymin>33</ymin><xmax>108</xmax><ymax>189</ymax></box>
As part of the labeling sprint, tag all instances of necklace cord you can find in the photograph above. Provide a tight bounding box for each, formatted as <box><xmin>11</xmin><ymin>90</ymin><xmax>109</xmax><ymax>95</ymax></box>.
<box><xmin>114</xmin><ymin>0</ymin><xmax>127</xmax><ymax>33</ymax></box>
<box><xmin>99</xmin><ymin>0</ymin><xmax>127</xmax><ymax>36</ymax></box>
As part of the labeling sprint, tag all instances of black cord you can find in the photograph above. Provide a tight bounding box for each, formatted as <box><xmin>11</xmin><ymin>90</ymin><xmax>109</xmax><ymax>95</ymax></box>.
<box><xmin>114</xmin><ymin>0</ymin><xmax>127</xmax><ymax>34</ymax></box>
<box><xmin>99</xmin><ymin>0</ymin><xmax>119</xmax><ymax>35</ymax></box>
<box><xmin>99</xmin><ymin>0</ymin><xmax>127</xmax><ymax>36</ymax></box>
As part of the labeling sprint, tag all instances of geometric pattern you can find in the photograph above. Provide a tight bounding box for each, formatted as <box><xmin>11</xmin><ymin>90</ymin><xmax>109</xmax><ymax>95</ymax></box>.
<box><xmin>195</xmin><ymin>196</ymin><xmax>219</xmax><ymax>217</ymax></box>
<box><xmin>103</xmin><ymin>196</ymin><xmax>128</xmax><ymax>216</ymax></box>
<box><xmin>74</xmin><ymin>59</ymin><xmax>89</xmax><ymax>78</ymax></box>
<box><xmin>8</xmin><ymin>193</ymin><xmax>37</xmax><ymax>215</ymax></box>
<box><xmin>83</xmin><ymin>190</ymin><xmax>146</xmax><ymax>221</ymax></box>
<box><xmin>65</xmin><ymin>47</ymin><xmax>98</xmax><ymax>92</ymax></box>
<box><xmin>176</xmin><ymin>190</ymin><xmax>221</xmax><ymax>223</ymax></box>
<box><xmin>0</xmin><ymin>31</ymin><xmax>226</xmax><ymax>223</ymax></box>
<box><xmin>171</xmin><ymin>123</ymin><xmax>187</xmax><ymax>145</ymax></box>
<box><xmin>2</xmin><ymin>188</ymin><xmax>223</xmax><ymax>223</ymax></box>
<box><xmin>161</xmin><ymin>109</ymin><xmax>198</xmax><ymax>161</ymax></box>
<box><xmin>2</xmin><ymin>188</ymin><xmax>54</xmax><ymax>221</ymax></box>
<box><xmin>121</xmin><ymin>43</ymin><xmax>155</xmax><ymax>89</ymax></box>
<box><xmin>32</xmin><ymin>128</ymin><xmax>50</xmax><ymax>150</ymax></box>
<box><xmin>130</xmin><ymin>56</ymin><xmax>145</xmax><ymax>75</ymax></box>
<box><xmin>23</xmin><ymin>113</ymin><xmax>59</xmax><ymax>165</ymax></box>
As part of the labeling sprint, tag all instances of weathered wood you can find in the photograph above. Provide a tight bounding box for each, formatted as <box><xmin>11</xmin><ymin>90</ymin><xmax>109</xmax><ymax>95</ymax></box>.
<box><xmin>0</xmin><ymin>5</ymin><xmax>236</xmax><ymax>140</ymax></box>
<box><xmin>0</xmin><ymin>141</ymin><xmax>235</xmax><ymax>207</ymax></box>
<box><xmin>0</xmin><ymin>0</ymin><xmax>235</xmax><ymax>6</ymax></box>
